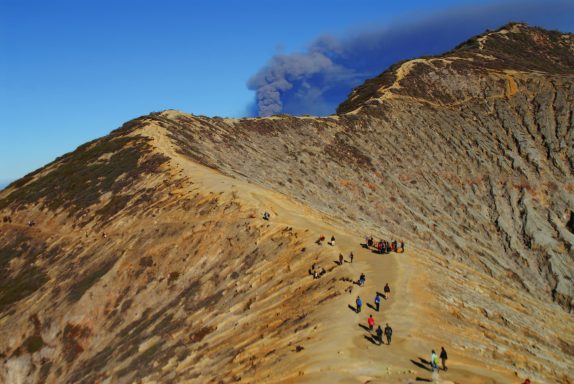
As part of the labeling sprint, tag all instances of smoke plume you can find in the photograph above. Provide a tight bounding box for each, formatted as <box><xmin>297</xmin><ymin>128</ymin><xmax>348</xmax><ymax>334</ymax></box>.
<box><xmin>247</xmin><ymin>1</ymin><xmax>574</xmax><ymax>116</ymax></box>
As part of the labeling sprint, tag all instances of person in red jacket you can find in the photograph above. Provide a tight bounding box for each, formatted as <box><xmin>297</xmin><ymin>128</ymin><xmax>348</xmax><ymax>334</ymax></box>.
<box><xmin>367</xmin><ymin>314</ymin><xmax>375</xmax><ymax>330</ymax></box>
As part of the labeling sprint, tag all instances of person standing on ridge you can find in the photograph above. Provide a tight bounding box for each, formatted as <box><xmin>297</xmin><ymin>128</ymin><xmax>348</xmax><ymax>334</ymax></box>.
<box><xmin>356</xmin><ymin>296</ymin><xmax>363</xmax><ymax>313</ymax></box>
<box><xmin>359</xmin><ymin>273</ymin><xmax>366</xmax><ymax>287</ymax></box>
<box><xmin>440</xmin><ymin>347</ymin><xmax>448</xmax><ymax>371</ymax></box>
<box><xmin>349</xmin><ymin>252</ymin><xmax>354</xmax><ymax>263</ymax></box>
<box><xmin>376</xmin><ymin>325</ymin><xmax>383</xmax><ymax>345</ymax></box>
<box><xmin>431</xmin><ymin>350</ymin><xmax>439</xmax><ymax>372</ymax></box>
<box><xmin>384</xmin><ymin>283</ymin><xmax>391</xmax><ymax>299</ymax></box>
<box><xmin>367</xmin><ymin>314</ymin><xmax>375</xmax><ymax>331</ymax></box>
<box><xmin>384</xmin><ymin>323</ymin><xmax>393</xmax><ymax>345</ymax></box>
<box><xmin>330</xmin><ymin>235</ymin><xmax>336</xmax><ymax>246</ymax></box>
<box><xmin>339</xmin><ymin>253</ymin><xmax>344</xmax><ymax>265</ymax></box>
<box><xmin>374</xmin><ymin>292</ymin><xmax>381</xmax><ymax>311</ymax></box>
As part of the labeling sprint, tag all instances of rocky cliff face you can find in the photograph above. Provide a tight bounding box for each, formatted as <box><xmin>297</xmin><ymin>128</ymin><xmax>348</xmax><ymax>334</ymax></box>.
<box><xmin>0</xmin><ymin>23</ymin><xmax>573</xmax><ymax>383</ymax></box>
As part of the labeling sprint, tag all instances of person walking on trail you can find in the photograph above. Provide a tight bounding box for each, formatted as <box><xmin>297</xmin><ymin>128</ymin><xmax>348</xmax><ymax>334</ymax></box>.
<box><xmin>359</xmin><ymin>273</ymin><xmax>366</xmax><ymax>287</ymax></box>
<box><xmin>356</xmin><ymin>296</ymin><xmax>363</xmax><ymax>313</ymax></box>
<box><xmin>376</xmin><ymin>325</ymin><xmax>383</xmax><ymax>345</ymax></box>
<box><xmin>384</xmin><ymin>323</ymin><xmax>393</xmax><ymax>345</ymax></box>
<box><xmin>440</xmin><ymin>347</ymin><xmax>448</xmax><ymax>371</ymax></box>
<box><xmin>349</xmin><ymin>252</ymin><xmax>354</xmax><ymax>263</ymax></box>
<box><xmin>330</xmin><ymin>235</ymin><xmax>336</xmax><ymax>246</ymax></box>
<box><xmin>431</xmin><ymin>350</ymin><xmax>439</xmax><ymax>372</ymax></box>
<box><xmin>384</xmin><ymin>283</ymin><xmax>391</xmax><ymax>299</ymax></box>
<box><xmin>367</xmin><ymin>314</ymin><xmax>375</xmax><ymax>330</ymax></box>
<box><xmin>374</xmin><ymin>293</ymin><xmax>381</xmax><ymax>311</ymax></box>
<box><xmin>339</xmin><ymin>253</ymin><xmax>344</xmax><ymax>265</ymax></box>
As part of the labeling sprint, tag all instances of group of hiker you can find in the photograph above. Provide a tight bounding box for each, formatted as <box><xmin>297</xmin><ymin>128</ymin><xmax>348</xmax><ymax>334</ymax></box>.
<box><xmin>338</xmin><ymin>252</ymin><xmax>354</xmax><ymax>265</ymax></box>
<box><xmin>355</xmin><ymin>279</ymin><xmax>393</xmax><ymax>347</ymax></box>
<box><xmin>365</xmin><ymin>235</ymin><xmax>405</xmax><ymax>254</ymax></box>
<box><xmin>291</xmin><ymin>219</ymin><xmax>458</xmax><ymax>381</ymax></box>
<box><xmin>316</xmin><ymin>234</ymin><xmax>336</xmax><ymax>246</ymax></box>
<box><xmin>309</xmin><ymin>263</ymin><xmax>326</xmax><ymax>279</ymax></box>
<box><xmin>305</xmin><ymin>225</ymin><xmax>457</xmax><ymax>380</ymax></box>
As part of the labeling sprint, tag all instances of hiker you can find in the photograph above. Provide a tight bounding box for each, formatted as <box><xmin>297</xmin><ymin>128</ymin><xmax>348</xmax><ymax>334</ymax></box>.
<box><xmin>401</xmin><ymin>240</ymin><xmax>405</xmax><ymax>251</ymax></box>
<box><xmin>377</xmin><ymin>241</ymin><xmax>383</xmax><ymax>253</ymax></box>
<box><xmin>329</xmin><ymin>235</ymin><xmax>335</xmax><ymax>246</ymax></box>
<box><xmin>349</xmin><ymin>252</ymin><xmax>354</xmax><ymax>263</ymax></box>
<box><xmin>309</xmin><ymin>263</ymin><xmax>320</xmax><ymax>279</ymax></box>
<box><xmin>367</xmin><ymin>314</ymin><xmax>375</xmax><ymax>331</ymax></box>
<box><xmin>374</xmin><ymin>293</ymin><xmax>381</xmax><ymax>311</ymax></box>
<box><xmin>521</xmin><ymin>379</ymin><xmax>531</xmax><ymax>384</ymax></box>
<box><xmin>263</xmin><ymin>211</ymin><xmax>270</xmax><ymax>220</ymax></box>
<box><xmin>393</xmin><ymin>240</ymin><xmax>398</xmax><ymax>252</ymax></box>
<box><xmin>358</xmin><ymin>273</ymin><xmax>366</xmax><ymax>287</ymax></box>
<box><xmin>431</xmin><ymin>350</ymin><xmax>439</xmax><ymax>372</ymax></box>
<box><xmin>384</xmin><ymin>323</ymin><xmax>392</xmax><ymax>345</ymax></box>
<box><xmin>384</xmin><ymin>283</ymin><xmax>391</xmax><ymax>299</ymax></box>
<box><xmin>440</xmin><ymin>347</ymin><xmax>448</xmax><ymax>371</ymax></box>
<box><xmin>356</xmin><ymin>296</ymin><xmax>362</xmax><ymax>313</ymax></box>
<box><xmin>367</xmin><ymin>236</ymin><xmax>373</xmax><ymax>247</ymax></box>
<box><xmin>339</xmin><ymin>253</ymin><xmax>344</xmax><ymax>265</ymax></box>
<box><xmin>376</xmin><ymin>325</ymin><xmax>383</xmax><ymax>345</ymax></box>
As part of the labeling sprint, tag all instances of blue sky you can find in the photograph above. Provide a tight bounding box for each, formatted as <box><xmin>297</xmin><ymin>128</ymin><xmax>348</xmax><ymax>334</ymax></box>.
<box><xmin>1</xmin><ymin>0</ymin><xmax>573</xmax><ymax>185</ymax></box>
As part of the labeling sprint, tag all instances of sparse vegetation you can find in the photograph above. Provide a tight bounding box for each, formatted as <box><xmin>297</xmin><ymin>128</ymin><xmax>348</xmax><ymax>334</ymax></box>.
<box><xmin>67</xmin><ymin>258</ymin><xmax>117</xmax><ymax>302</ymax></box>
<box><xmin>0</xmin><ymin>133</ymin><xmax>168</xmax><ymax>220</ymax></box>
<box><xmin>0</xmin><ymin>266</ymin><xmax>48</xmax><ymax>311</ymax></box>
<box><xmin>24</xmin><ymin>335</ymin><xmax>44</xmax><ymax>353</ymax></box>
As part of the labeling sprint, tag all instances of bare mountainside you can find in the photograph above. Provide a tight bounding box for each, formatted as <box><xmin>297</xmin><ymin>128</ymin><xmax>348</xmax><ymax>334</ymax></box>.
<box><xmin>1</xmin><ymin>23</ymin><xmax>573</xmax><ymax>383</ymax></box>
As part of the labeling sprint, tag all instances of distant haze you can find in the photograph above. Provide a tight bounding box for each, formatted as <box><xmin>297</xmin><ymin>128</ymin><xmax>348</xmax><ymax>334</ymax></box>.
<box><xmin>248</xmin><ymin>0</ymin><xmax>574</xmax><ymax>116</ymax></box>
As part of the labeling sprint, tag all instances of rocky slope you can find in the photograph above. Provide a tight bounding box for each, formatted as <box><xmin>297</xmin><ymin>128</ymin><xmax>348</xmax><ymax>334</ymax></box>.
<box><xmin>0</xmin><ymin>23</ymin><xmax>573</xmax><ymax>383</ymax></box>
<box><xmin>160</xmin><ymin>23</ymin><xmax>574</xmax><ymax>313</ymax></box>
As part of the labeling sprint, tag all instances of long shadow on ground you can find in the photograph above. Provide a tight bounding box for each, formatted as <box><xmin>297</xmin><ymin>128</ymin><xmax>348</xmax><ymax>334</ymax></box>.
<box><xmin>364</xmin><ymin>335</ymin><xmax>379</xmax><ymax>345</ymax></box>
<box><xmin>358</xmin><ymin>324</ymin><xmax>371</xmax><ymax>332</ymax></box>
<box><xmin>410</xmin><ymin>358</ymin><xmax>432</xmax><ymax>372</ymax></box>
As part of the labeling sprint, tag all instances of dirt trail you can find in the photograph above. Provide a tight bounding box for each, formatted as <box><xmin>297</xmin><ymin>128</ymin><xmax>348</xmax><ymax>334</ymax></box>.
<box><xmin>140</xmin><ymin>124</ymin><xmax>518</xmax><ymax>383</ymax></box>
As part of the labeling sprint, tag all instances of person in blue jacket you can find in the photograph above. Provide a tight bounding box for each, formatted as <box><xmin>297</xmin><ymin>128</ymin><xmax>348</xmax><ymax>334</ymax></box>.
<box><xmin>374</xmin><ymin>293</ymin><xmax>381</xmax><ymax>311</ymax></box>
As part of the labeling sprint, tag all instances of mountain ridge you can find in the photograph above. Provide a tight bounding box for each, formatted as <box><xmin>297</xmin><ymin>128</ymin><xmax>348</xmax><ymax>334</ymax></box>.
<box><xmin>1</xmin><ymin>23</ymin><xmax>573</xmax><ymax>383</ymax></box>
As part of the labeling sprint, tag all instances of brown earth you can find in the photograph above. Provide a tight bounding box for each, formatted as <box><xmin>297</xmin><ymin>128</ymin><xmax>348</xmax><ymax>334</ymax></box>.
<box><xmin>0</xmin><ymin>23</ymin><xmax>573</xmax><ymax>383</ymax></box>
